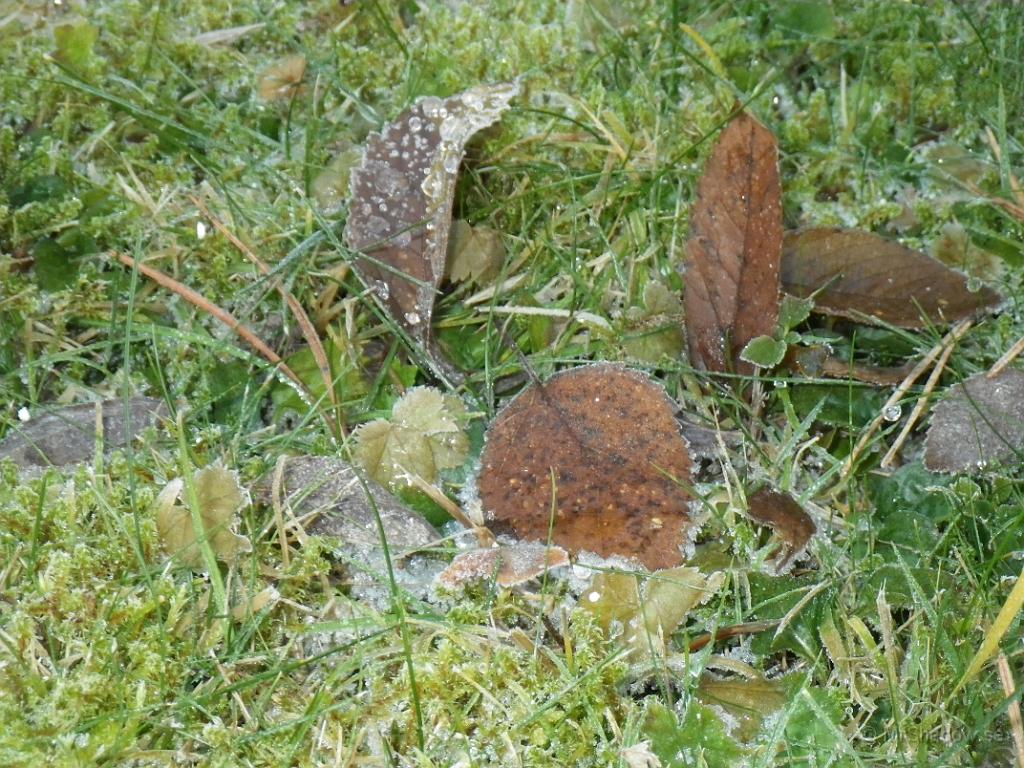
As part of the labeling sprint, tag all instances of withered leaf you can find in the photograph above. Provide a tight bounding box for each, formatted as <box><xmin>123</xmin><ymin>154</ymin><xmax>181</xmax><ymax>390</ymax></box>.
<box><xmin>781</xmin><ymin>228</ymin><xmax>1003</xmax><ymax>328</ymax></box>
<box><xmin>253</xmin><ymin>455</ymin><xmax>437</xmax><ymax>552</ymax></box>
<box><xmin>745</xmin><ymin>487</ymin><xmax>816</xmax><ymax>571</ymax></box>
<box><xmin>155</xmin><ymin>464</ymin><xmax>252</xmax><ymax>569</ymax></box>
<box><xmin>478</xmin><ymin>364</ymin><xmax>694</xmax><ymax>570</ymax></box>
<box><xmin>345</xmin><ymin>82</ymin><xmax>520</xmax><ymax>383</ymax></box>
<box><xmin>445</xmin><ymin>219</ymin><xmax>506</xmax><ymax>286</ymax></box>
<box><xmin>436</xmin><ymin>543</ymin><xmax>569</xmax><ymax>590</ymax></box>
<box><xmin>924</xmin><ymin>369</ymin><xmax>1024</xmax><ymax>473</ymax></box>
<box><xmin>683</xmin><ymin>111</ymin><xmax>782</xmax><ymax>374</ymax></box>
<box><xmin>353</xmin><ymin>387</ymin><xmax>470</xmax><ymax>488</ymax></box>
<box><xmin>257</xmin><ymin>54</ymin><xmax>307</xmax><ymax>102</ymax></box>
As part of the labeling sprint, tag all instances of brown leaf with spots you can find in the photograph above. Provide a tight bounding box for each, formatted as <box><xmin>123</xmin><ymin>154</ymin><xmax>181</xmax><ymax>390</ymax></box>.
<box><xmin>345</xmin><ymin>83</ymin><xmax>520</xmax><ymax>384</ymax></box>
<box><xmin>478</xmin><ymin>364</ymin><xmax>694</xmax><ymax>570</ymax></box>
<box><xmin>781</xmin><ymin>228</ymin><xmax>1003</xmax><ymax>328</ymax></box>
<box><xmin>683</xmin><ymin>111</ymin><xmax>782</xmax><ymax>374</ymax></box>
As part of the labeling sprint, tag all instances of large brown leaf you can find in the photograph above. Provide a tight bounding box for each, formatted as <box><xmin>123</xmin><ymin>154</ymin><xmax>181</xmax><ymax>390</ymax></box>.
<box><xmin>345</xmin><ymin>83</ymin><xmax>519</xmax><ymax>384</ymax></box>
<box><xmin>683</xmin><ymin>111</ymin><xmax>782</xmax><ymax>373</ymax></box>
<box><xmin>781</xmin><ymin>228</ymin><xmax>1003</xmax><ymax>328</ymax></box>
<box><xmin>478</xmin><ymin>363</ymin><xmax>694</xmax><ymax>570</ymax></box>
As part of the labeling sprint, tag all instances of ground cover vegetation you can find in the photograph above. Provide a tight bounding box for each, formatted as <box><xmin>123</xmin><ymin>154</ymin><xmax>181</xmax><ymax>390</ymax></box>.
<box><xmin>2</xmin><ymin>0</ymin><xmax>1024</xmax><ymax>765</ymax></box>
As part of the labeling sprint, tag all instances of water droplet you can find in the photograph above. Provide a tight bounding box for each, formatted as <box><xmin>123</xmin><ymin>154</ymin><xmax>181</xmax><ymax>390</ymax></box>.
<box><xmin>405</xmin><ymin>311</ymin><xmax>421</xmax><ymax>325</ymax></box>
<box><xmin>443</xmin><ymin>154</ymin><xmax>460</xmax><ymax>174</ymax></box>
<box><xmin>882</xmin><ymin>404</ymin><xmax>902</xmax><ymax>422</ymax></box>
<box><xmin>196</xmin><ymin>221</ymin><xmax>207</xmax><ymax>239</ymax></box>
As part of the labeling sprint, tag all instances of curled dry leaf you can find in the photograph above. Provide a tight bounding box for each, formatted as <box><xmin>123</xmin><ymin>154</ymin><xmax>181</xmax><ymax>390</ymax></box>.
<box><xmin>345</xmin><ymin>82</ymin><xmax>520</xmax><ymax>383</ymax></box>
<box><xmin>683</xmin><ymin>110</ymin><xmax>782</xmax><ymax>374</ymax></box>
<box><xmin>924</xmin><ymin>369</ymin><xmax>1024</xmax><ymax>473</ymax></box>
<box><xmin>0</xmin><ymin>397</ymin><xmax>167</xmax><ymax>469</ymax></box>
<box><xmin>353</xmin><ymin>387</ymin><xmax>470</xmax><ymax>488</ymax></box>
<box><xmin>745</xmin><ymin>487</ymin><xmax>816</xmax><ymax>571</ymax></box>
<box><xmin>155</xmin><ymin>464</ymin><xmax>252</xmax><ymax>569</ymax></box>
<box><xmin>781</xmin><ymin>228</ymin><xmax>1003</xmax><ymax>328</ymax></box>
<box><xmin>436</xmin><ymin>543</ymin><xmax>569</xmax><ymax>590</ymax></box>
<box><xmin>478</xmin><ymin>364</ymin><xmax>694</xmax><ymax>570</ymax></box>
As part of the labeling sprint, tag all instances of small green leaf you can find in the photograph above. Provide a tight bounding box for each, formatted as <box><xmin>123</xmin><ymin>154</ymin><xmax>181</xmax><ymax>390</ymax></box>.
<box><xmin>778</xmin><ymin>294</ymin><xmax>813</xmax><ymax>332</ymax></box>
<box><xmin>739</xmin><ymin>335</ymin><xmax>787</xmax><ymax>368</ymax></box>
<box><xmin>644</xmin><ymin>701</ymin><xmax>744</xmax><ymax>768</ymax></box>
<box><xmin>32</xmin><ymin>238</ymin><xmax>79</xmax><ymax>291</ymax></box>
<box><xmin>54</xmin><ymin>21</ymin><xmax>98</xmax><ymax>71</ymax></box>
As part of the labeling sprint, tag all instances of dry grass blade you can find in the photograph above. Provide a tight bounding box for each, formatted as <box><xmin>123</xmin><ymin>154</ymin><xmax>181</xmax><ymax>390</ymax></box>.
<box><xmin>879</xmin><ymin>323</ymin><xmax>964</xmax><ymax>468</ymax></box>
<box><xmin>998</xmin><ymin>654</ymin><xmax>1024</xmax><ymax>768</ymax></box>
<box><xmin>842</xmin><ymin>320</ymin><xmax>971</xmax><ymax>477</ymax></box>
<box><xmin>988</xmin><ymin>334</ymin><xmax>1024</xmax><ymax>379</ymax></box>
<box><xmin>191</xmin><ymin>195</ymin><xmax>345</xmax><ymax>437</ymax></box>
<box><xmin>113</xmin><ymin>251</ymin><xmax>313</xmax><ymax>409</ymax></box>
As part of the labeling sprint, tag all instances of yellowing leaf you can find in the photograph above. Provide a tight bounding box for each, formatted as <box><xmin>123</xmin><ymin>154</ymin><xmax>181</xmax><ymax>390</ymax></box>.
<box><xmin>445</xmin><ymin>220</ymin><xmax>506</xmax><ymax>286</ymax></box>
<box><xmin>582</xmin><ymin>566</ymin><xmax>724</xmax><ymax>657</ymax></box>
<box><xmin>353</xmin><ymin>387</ymin><xmax>470</xmax><ymax>487</ymax></box>
<box><xmin>155</xmin><ymin>465</ymin><xmax>252</xmax><ymax>568</ymax></box>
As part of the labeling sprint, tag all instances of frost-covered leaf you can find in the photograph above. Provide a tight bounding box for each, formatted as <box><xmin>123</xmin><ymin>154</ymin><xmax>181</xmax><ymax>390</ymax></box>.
<box><xmin>155</xmin><ymin>465</ymin><xmax>252</xmax><ymax>569</ymax></box>
<box><xmin>782</xmin><ymin>228</ymin><xmax>1003</xmax><ymax>328</ymax></box>
<box><xmin>682</xmin><ymin>110</ymin><xmax>782</xmax><ymax>374</ymax></box>
<box><xmin>621</xmin><ymin>282</ymin><xmax>686</xmax><ymax>363</ymax></box>
<box><xmin>643</xmin><ymin>701</ymin><xmax>744</xmax><ymax>768</ymax></box>
<box><xmin>445</xmin><ymin>219</ymin><xmax>505</xmax><ymax>286</ymax></box>
<box><xmin>345</xmin><ymin>82</ymin><xmax>520</xmax><ymax>383</ymax></box>
<box><xmin>696</xmin><ymin>674</ymin><xmax>787</xmax><ymax>742</ymax></box>
<box><xmin>479</xmin><ymin>364</ymin><xmax>694</xmax><ymax>570</ymax></box>
<box><xmin>924</xmin><ymin>369</ymin><xmax>1024</xmax><ymax>472</ymax></box>
<box><xmin>739</xmin><ymin>335</ymin><xmax>787</xmax><ymax>369</ymax></box>
<box><xmin>436</xmin><ymin>543</ymin><xmax>569</xmax><ymax>589</ymax></box>
<box><xmin>353</xmin><ymin>387</ymin><xmax>470</xmax><ymax>488</ymax></box>
<box><xmin>0</xmin><ymin>397</ymin><xmax>167</xmax><ymax>469</ymax></box>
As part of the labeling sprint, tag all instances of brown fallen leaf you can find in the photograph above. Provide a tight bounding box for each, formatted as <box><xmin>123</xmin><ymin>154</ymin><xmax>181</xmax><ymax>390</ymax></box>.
<box><xmin>924</xmin><ymin>369</ymin><xmax>1024</xmax><ymax>473</ymax></box>
<box><xmin>436</xmin><ymin>543</ymin><xmax>570</xmax><ymax>590</ymax></box>
<box><xmin>745</xmin><ymin>487</ymin><xmax>816</xmax><ymax>571</ymax></box>
<box><xmin>781</xmin><ymin>228</ymin><xmax>1003</xmax><ymax>328</ymax></box>
<box><xmin>682</xmin><ymin>110</ymin><xmax>782</xmax><ymax>374</ymax></box>
<box><xmin>478</xmin><ymin>363</ymin><xmax>694</xmax><ymax>570</ymax></box>
<box><xmin>345</xmin><ymin>82</ymin><xmax>520</xmax><ymax>384</ymax></box>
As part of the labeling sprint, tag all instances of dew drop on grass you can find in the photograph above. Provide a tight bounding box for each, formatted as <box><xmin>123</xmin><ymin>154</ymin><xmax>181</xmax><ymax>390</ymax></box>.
<box><xmin>882</xmin><ymin>404</ymin><xmax>902</xmax><ymax>422</ymax></box>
